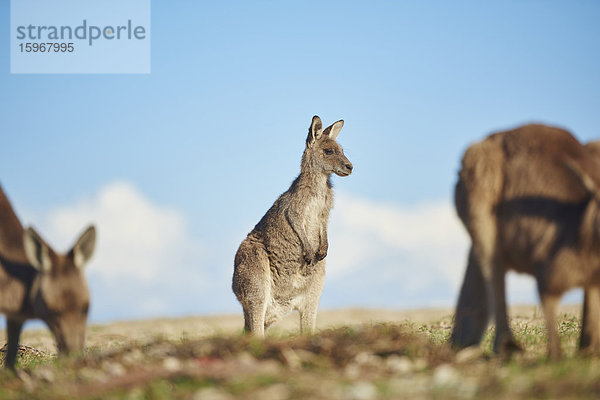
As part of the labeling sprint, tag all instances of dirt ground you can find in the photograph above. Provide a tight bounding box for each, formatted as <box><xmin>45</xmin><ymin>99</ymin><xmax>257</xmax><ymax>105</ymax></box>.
<box><xmin>1</xmin><ymin>304</ymin><xmax>581</xmax><ymax>355</ymax></box>
<box><xmin>1</xmin><ymin>304</ymin><xmax>597</xmax><ymax>400</ymax></box>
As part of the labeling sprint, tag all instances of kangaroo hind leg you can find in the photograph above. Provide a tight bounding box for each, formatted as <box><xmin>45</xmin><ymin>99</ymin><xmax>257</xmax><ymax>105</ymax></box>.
<box><xmin>233</xmin><ymin>239</ymin><xmax>271</xmax><ymax>337</ymax></box>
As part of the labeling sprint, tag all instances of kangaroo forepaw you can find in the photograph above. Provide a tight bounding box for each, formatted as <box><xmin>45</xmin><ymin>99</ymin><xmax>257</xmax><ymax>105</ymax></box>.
<box><xmin>303</xmin><ymin>253</ymin><xmax>313</xmax><ymax>265</ymax></box>
<box><xmin>316</xmin><ymin>249</ymin><xmax>327</xmax><ymax>261</ymax></box>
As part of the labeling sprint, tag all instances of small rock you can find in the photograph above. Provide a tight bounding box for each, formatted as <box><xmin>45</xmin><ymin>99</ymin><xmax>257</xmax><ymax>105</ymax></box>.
<box><xmin>344</xmin><ymin>362</ymin><xmax>361</xmax><ymax>379</ymax></box>
<box><xmin>345</xmin><ymin>381</ymin><xmax>377</xmax><ymax>400</ymax></box>
<box><xmin>163</xmin><ymin>356</ymin><xmax>182</xmax><ymax>372</ymax></box>
<box><xmin>354</xmin><ymin>352</ymin><xmax>380</xmax><ymax>367</ymax></box>
<box><xmin>433</xmin><ymin>364</ymin><xmax>459</xmax><ymax>386</ymax></box>
<box><xmin>455</xmin><ymin>346</ymin><xmax>483</xmax><ymax>364</ymax></box>
<box><xmin>122</xmin><ymin>348</ymin><xmax>144</xmax><ymax>366</ymax></box>
<box><xmin>193</xmin><ymin>387</ymin><xmax>233</xmax><ymax>400</ymax></box>
<box><xmin>102</xmin><ymin>360</ymin><xmax>126</xmax><ymax>377</ymax></box>
<box><xmin>386</xmin><ymin>355</ymin><xmax>413</xmax><ymax>374</ymax></box>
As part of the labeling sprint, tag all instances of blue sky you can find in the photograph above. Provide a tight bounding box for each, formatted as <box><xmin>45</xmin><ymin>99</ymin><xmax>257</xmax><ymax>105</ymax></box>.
<box><xmin>1</xmin><ymin>1</ymin><xmax>600</xmax><ymax>324</ymax></box>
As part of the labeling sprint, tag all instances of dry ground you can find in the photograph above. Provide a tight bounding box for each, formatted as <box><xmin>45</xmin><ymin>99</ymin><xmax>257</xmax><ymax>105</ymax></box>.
<box><xmin>2</xmin><ymin>307</ymin><xmax>461</xmax><ymax>354</ymax></box>
<box><xmin>0</xmin><ymin>305</ymin><xmax>598</xmax><ymax>399</ymax></box>
<box><xmin>3</xmin><ymin>305</ymin><xmax>579</xmax><ymax>354</ymax></box>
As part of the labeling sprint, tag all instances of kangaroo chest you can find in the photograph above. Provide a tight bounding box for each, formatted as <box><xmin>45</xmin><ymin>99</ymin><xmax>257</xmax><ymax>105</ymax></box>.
<box><xmin>0</xmin><ymin>264</ymin><xmax>28</xmax><ymax>315</ymax></box>
<box><xmin>302</xmin><ymin>192</ymin><xmax>328</xmax><ymax>243</ymax></box>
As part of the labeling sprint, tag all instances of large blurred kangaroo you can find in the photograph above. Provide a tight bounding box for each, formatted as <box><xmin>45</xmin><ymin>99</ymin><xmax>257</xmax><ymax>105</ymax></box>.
<box><xmin>0</xmin><ymin>185</ymin><xmax>96</xmax><ymax>369</ymax></box>
<box><xmin>450</xmin><ymin>124</ymin><xmax>600</xmax><ymax>360</ymax></box>
<box><xmin>233</xmin><ymin>116</ymin><xmax>353</xmax><ymax>336</ymax></box>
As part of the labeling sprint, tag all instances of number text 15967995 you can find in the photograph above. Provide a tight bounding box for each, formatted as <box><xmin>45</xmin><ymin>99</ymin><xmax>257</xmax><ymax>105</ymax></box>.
<box><xmin>19</xmin><ymin>42</ymin><xmax>74</xmax><ymax>52</ymax></box>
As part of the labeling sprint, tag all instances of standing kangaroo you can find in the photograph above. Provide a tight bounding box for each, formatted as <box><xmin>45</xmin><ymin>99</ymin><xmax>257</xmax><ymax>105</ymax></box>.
<box><xmin>0</xmin><ymin>185</ymin><xmax>96</xmax><ymax>369</ymax></box>
<box><xmin>232</xmin><ymin>116</ymin><xmax>353</xmax><ymax>336</ymax></box>
<box><xmin>450</xmin><ymin>124</ymin><xmax>600</xmax><ymax>360</ymax></box>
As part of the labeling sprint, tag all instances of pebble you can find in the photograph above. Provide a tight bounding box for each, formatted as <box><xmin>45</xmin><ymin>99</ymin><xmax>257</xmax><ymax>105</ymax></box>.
<box><xmin>102</xmin><ymin>360</ymin><xmax>126</xmax><ymax>377</ymax></box>
<box><xmin>121</xmin><ymin>348</ymin><xmax>144</xmax><ymax>366</ymax></box>
<box><xmin>345</xmin><ymin>381</ymin><xmax>378</xmax><ymax>400</ymax></box>
<box><xmin>163</xmin><ymin>356</ymin><xmax>182</xmax><ymax>372</ymax></box>
<box><xmin>354</xmin><ymin>352</ymin><xmax>381</xmax><ymax>367</ymax></box>
<box><xmin>193</xmin><ymin>387</ymin><xmax>233</xmax><ymax>400</ymax></box>
<box><xmin>433</xmin><ymin>364</ymin><xmax>459</xmax><ymax>386</ymax></box>
<box><xmin>344</xmin><ymin>362</ymin><xmax>361</xmax><ymax>379</ymax></box>
<box><xmin>455</xmin><ymin>346</ymin><xmax>483</xmax><ymax>364</ymax></box>
<box><xmin>386</xmin><ymin>355</ymin><xmax>413</xmax><ymax>374</ymax></box>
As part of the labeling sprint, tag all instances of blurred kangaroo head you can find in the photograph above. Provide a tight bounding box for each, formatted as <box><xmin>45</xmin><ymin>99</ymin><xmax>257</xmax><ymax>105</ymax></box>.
<box><xmin>305</xmin><ymin>116</ymin><xmax>353</xmax><ymax>177</ymax></box>
<box><xmin>23</xmin><ymin>225</ymin><xmax>96</xmax><ymax>355</ymax></box>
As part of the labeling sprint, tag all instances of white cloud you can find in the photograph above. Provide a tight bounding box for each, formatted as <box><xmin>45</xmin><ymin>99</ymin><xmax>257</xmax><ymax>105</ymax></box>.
<box><xmin>27</xmin><ymin>184</ymin><xmax>576</xmax><ymax>322</ymax></box>
<box><xmin>325</xmin><ymin>192</ymin><xmax>546</xmax><ymax>308</ymax></box>
<box><xmin>46</xmin><ymin>182</ymin><xmax>190</xmax><ymax>282</ymax></box>
<box><xmin>35</xmin><ymin>181</ymin><xmax>208</xmax><ymax>320</ymax></box>
<box><xmin>327</xmin><ymin>193</ymin><xmax>468</xmax><ymax>288</ymax></box>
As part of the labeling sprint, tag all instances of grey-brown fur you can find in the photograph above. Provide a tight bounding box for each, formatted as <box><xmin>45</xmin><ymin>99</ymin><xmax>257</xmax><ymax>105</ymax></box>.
<box><xmin>579</xmin><ymin>140</ymin><xmax>600</xmax><ymax>353</ymax></box>
<box><xmin>232</xmin><ymin>116</ymin><xmax>353</xmax><ymax>336</ymax></box>
<box><xmin>0</xmin><ymin>185</ymin><xmax>96</xmax><ymax>369</ymax></box>
<box><xmin>450</xmin><ymin>124</ymin><xmax>600</xmax><ymax>360</ymax></box>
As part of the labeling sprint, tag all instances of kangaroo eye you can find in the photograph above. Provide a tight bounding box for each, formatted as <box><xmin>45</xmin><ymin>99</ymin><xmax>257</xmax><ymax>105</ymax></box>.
<box><xmin>324</xmin><ymin>149</ymin><xmax>334</xmax><ymax>155</ymax></box>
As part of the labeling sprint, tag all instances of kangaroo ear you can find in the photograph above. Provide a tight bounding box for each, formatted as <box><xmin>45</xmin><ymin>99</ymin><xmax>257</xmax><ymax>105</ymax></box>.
<box><xmin>565</xmin><ymin>159</ymin><xmax>600</xmax><ymax>199</ymax></box>
<box><xmin>72</xmin><ymin>225</ymin><xmax>96</xmax><ymax>269</ymax></box>
<box><xmin>585</xmin><ymin>141</ymin><xmax>600</xmax><ymax>158</ymax></box>
<box><xmin>323</xmin><ymin>120</ymin><xmax>344</xmax><ymax>140</ymax></box>
<box><xmin>23</xmin><ymin>227</ymin><xmax>52</xmax><ymax>273</ymax></box>
<box><xmin>306</xmin><ymin>115</ymin><xmax>323</xmax><ymax>147</ymax></box>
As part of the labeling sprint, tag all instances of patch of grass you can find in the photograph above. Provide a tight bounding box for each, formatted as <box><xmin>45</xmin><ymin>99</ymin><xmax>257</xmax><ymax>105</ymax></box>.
<box><xmin>0</xmin><ymin>344</ymin><xmax>53</xmax><ymax>370</ymax></box>
<box><xmin>1</xmin><ymin>313</ymin><xmax>600</xmax><ymax>399</ymax></box>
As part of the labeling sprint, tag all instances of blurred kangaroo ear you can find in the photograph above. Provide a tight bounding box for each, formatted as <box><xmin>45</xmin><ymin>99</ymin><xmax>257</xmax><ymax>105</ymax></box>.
<box><xmin>72</xmin><ymin>225</ymin><xmax>96</xmax><ymax>269</ymax></box>
<box><xmin>566</xmin><ymin>159</ymin><xmax>600</xmax><ymax>199</ymax></box>
<box><xmin>323</xmin><ymin>120</ymin><xmax>344</xmax><ymax>140</ymax></box>
<box><xmin>23</xmin><ymin>227</ymin><xmax>52</xmax><ymax>272</ymax></box>
<box><xmin>306</xmin><ymin>115</ymin><xmax>323</xmax><ymax>147</ymax></box>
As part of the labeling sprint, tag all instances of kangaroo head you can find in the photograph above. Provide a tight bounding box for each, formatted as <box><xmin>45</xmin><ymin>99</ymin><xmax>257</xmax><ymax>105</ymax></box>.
<box><xmin>305</xmin><ymin>115</ymin><xmax>353</xmax><ymax>177</ymax></box>
<box><xmin>23</xmin><ymin>225</ymin><xmax>96</xmax><ymax>355</ymax></box>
